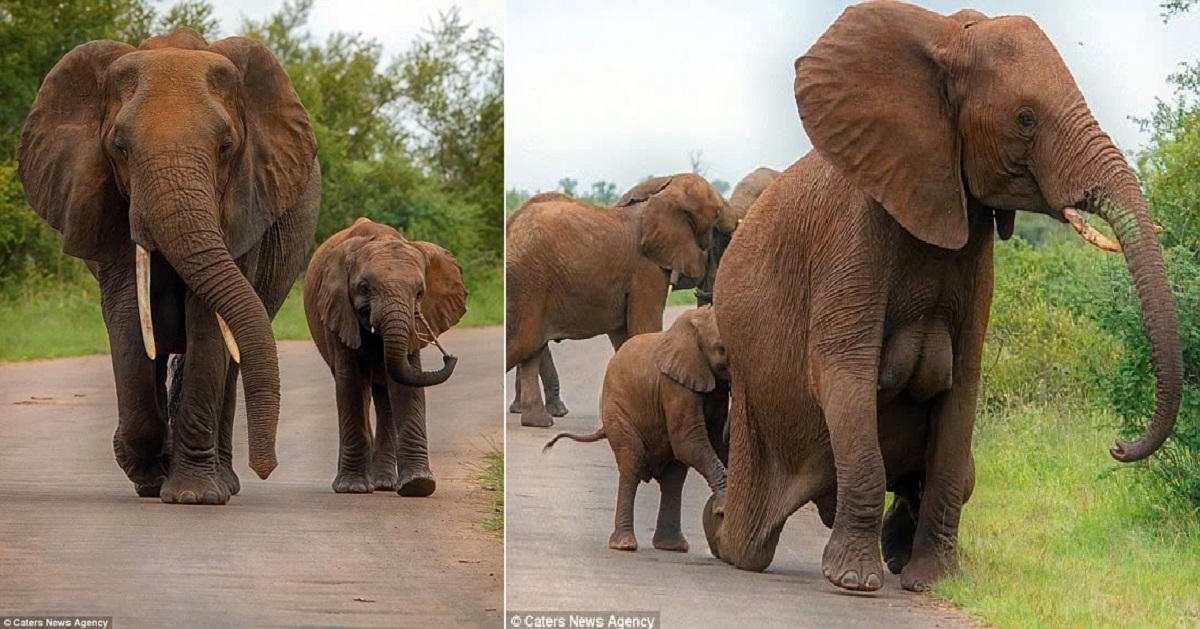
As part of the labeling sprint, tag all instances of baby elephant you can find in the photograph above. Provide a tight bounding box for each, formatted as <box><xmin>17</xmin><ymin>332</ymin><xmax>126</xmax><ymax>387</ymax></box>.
<box><xmin>544</xmin><ymin>306</ymin><xmax>729</xmax><ymax>552</ymax></box>
<box><xmin>305</xmin><ymin>218</ymin><xmax>466</xmax><ymax>496</ymax></box>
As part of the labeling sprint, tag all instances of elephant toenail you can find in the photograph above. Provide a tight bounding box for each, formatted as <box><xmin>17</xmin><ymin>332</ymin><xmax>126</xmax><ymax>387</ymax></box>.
<box><xmin>178</xmin><ymin>491</ymin><xmax>198</xmax><ymax>504</ymax></box>
<box><xmin>840</xmin><ymin>571</ymin><xmax>859</xmax><ymax>588</ymax></box>
<box><xmin>203</xmin><ymin>491</ymin><xmax>220</xmax><ymax>504</ymax></box>
<box><xmin>865</xmin><ymin>573</ymin><xmax>882</xmax><ymax>589</ymax></box>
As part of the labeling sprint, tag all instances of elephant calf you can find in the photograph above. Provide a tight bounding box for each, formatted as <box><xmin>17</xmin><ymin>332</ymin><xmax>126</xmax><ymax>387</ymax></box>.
<box><xmin>305</xmin><ymin>218</ymin><xmax>466</xmax><ymax>496</ymax></box>
<box><xmin>543</xmin><ymin>307</ymin><xmax>729</xmax><ymax>552</ymax></box>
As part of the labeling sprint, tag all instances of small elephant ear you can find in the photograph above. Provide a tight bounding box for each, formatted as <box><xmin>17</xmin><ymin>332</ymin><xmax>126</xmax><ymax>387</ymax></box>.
<box><xmin>314</xmin><ymin>237</ymin><xmax>365</xmax><ymax>349</ymax></box>
<box><xmin>616</xmin><ymin>176</ymin><xmax>672</xmax><ymax>207</ymax></box>
<box><xmin>795</xmin><ymin>1</ymin><xmax>968</xmax><ymax>250</ymax></box>
<box><xmin>207</xmin><ymin>37</ymin><xmax>317</xmax><ymax>260</ymax></box>
<box><xmin>412</xmin><ymin>241</ymin><xmax>467</xmax><ymax>348</ymax></box>
<box><xmin>653</xmin><ymin>313</ymin><xmax>716</xmax><ymax>393</ymax></box>
<box><xmin>17</xmin><ymin>40</ymin><xmax>136</xmax><ymax>262</ymax></box>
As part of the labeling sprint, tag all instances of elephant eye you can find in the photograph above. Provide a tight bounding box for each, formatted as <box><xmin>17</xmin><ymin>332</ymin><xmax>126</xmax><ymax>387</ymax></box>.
<box><xmin>1017</xmin><ymin>108</ymin><xmax>1037</xmax><ymax>130</ymax></box>
<box><xmin>356</xmin><ymin>280</ymin><xmax>370</xmax><ymax>295</ymax></box>
<box><xmin>219</xmin><ymin>138</ymin><xmax>233</xmax><ymax>155</ymax></box>
<box><xmin>113</xmin><ymin>138</ymin><xmax>128</xmax><ymax>157</ymax></box>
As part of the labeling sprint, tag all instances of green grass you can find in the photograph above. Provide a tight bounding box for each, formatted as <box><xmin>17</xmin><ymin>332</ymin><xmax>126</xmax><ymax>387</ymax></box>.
<box><xmin>1</xmin><ymin>270</ymin><xmax>502</xmax><ymax>362</ymax></box>
<box><xmin>478</xmin><ymin>443</ymin><xmax>504</xmax><ymax>533</ymax></box>
<box><xmin>667</xmin><ymin>289</ymin><xmax>697</xmax><ymax>306</ymax></box>
<box><xmin>0</xmin><ymin>276</ymin><xmax>109</xmax><ymax>361</ymax></box>
<box><xmin>934</xmin><ymin>404</ymin><xmax>1200</xmax><ymax>629</ymax></box>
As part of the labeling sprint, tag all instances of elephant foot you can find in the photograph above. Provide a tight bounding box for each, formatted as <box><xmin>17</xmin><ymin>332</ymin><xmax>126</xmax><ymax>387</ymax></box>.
<box><xmin>900</xmin><ymin>539</ymin><xmax>959</xmax><ymax>592</ymax></box>
<box><xmin>609</xmin><ymin>530</ymin><xmax>638</xmax><ymax>551</ymax></box>
<box><xmin>545</xmin><ymin>398</ymin><xmax>570</xmax><ymax>418</ymax></box>
<box><xmin>652</xmin><ymin>530</ymin><xmax>689</xmax><ymax>552</ymax></box>
<box><xmin>881</xmin><ymin>498</ymin><xmax>918</xmax><ymax>575</ymax></box>
<box><xmin>372</xmin><ymin>462</ymin><xmax>400</xmax><ymax>492</ymax></box>
<box><xmin>160</xmin><ymin>472</ymin><xmax>230</xmax><ymax>505</ymax></box>
<box><xmin>508</xmin><ymin>398</ymin><xmax>521</xmax><ymax>414</ymax></box>
<box><xmin>332</xmin><ymin>471</ymin><xmax>374</xmax><ymax>494</ymax></box>
<box><xmin>520</xmin><ymin>407</ymin><xmax>554</xmax><ymax>428</ymax></box>
<box><xmin>397</xmin><ymin>467</ymin><xmax>437</xmax><ymax>497</ymax></box>
<box><xmin>821</xmin><ymin>526</ymin><xmax>885</xmax><ymax>592</ymax></box>
<box><xmin>115</xmin><ymin>437</ymin><xmax>170</xmax><ymax>498</ymax></box>
<box><xmin>219</xmin><ymin>463</ymin><xmax>241</xmax><ymax>497</ymax></box>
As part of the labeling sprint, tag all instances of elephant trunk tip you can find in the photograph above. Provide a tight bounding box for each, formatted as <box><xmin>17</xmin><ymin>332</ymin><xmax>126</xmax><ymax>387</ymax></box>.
<box><xmin>249</xmin><ymin>454</ymin><xmax>278</xmax><ymax>480</ymax></box>
<box><xmin>1110</xmin><ymin>436</ymin><xmax>1168</xmax><ymax>463</ymax></box>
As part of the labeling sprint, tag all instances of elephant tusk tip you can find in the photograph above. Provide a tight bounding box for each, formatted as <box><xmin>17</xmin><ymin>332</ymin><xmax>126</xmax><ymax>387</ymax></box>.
<box><xmin>216</xmin><ymin>315</ymin><xmax>241</xmax><ymax>364</ymax></box>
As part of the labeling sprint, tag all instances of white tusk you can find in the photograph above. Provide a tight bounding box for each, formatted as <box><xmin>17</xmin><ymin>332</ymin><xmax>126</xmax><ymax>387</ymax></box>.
<box><xmin>1063</xmin><ymin>208</ymin><xmax>1122</xmax><ymax>253</ymax></box>
<box><xmin>216</xmin><ymin>315</ymin><xmax>240</xmax><ymax>364</ymax></box>
<box><xmin>135</xmin><ymin>245</ymin><xmax>156</xmax><ymax>361</ymax></box>
<box><xmin>669</xmin><ymin>269</ymin><xmax>681</xmax><ymax>292</ymax></box>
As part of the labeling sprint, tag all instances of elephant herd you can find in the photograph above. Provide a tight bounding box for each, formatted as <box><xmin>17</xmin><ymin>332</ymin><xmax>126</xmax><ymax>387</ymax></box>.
<box><xmin>507</xmin><ymin>0</ymin><xmax>1181</xmax><ymax>594</ymax></box>
<box><xmin>17</xmin><ymin>29</ymin><xmax>466</xmax><ymax>503</ymax></box>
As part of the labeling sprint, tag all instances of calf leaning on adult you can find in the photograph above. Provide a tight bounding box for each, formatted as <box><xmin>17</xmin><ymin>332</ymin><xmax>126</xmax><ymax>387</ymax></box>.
<box><xmin>304</xmin><ymin>218</ymin><xmax>466</xmax><ymax>496</ymax></box>
<box><xmin>544</xmin><ymin>307</ymin><xmax>729</xmax><ymax>552</ymax></box>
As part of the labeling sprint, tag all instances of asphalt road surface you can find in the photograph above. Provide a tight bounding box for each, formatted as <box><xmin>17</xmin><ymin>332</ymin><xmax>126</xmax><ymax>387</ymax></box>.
<box><xmin>0</xmin><ymin>326</ymin><xmax>503</xmax><ymax>629</ymax></box>
<box><xmin>506</xmin><ymin>306</ymin><xmax>980</xmax><ymax>629</ymax></box>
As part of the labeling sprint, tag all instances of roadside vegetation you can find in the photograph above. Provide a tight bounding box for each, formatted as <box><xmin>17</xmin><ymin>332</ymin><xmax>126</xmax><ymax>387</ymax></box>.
<box><xmin>0</xmin><ymin>0</ymin><xmax>503</xmax><ymax>361</ymax></box>
<box><xmin>478</xmin><ymin>443</ymin><xmax>504</xmax><ymax>533</ymax></box>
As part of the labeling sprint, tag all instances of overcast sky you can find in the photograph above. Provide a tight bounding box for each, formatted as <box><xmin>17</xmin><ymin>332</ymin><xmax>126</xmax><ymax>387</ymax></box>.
<box><xmin>506</xmin><ymin>1</ymin><xmax>1200</xmax><ymax>193</ymax></box>
<box><xmin>205</xmin><ymin>0</ymin><xmax>503</xmax><ymax>63</ymax></box>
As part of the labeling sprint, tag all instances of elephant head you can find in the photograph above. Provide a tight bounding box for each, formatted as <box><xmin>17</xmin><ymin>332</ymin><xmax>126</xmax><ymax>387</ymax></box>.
<box><xmin>312</xmin><ymin>219</ymin><xmax>466</xmax><ymax>387</ymax></box>
<box><xmin>616</xmin><ymin>174</ymin><xmax>727</xmax><ymax>285</ymax></box>
<box><xmin>794</xmin><ymin>1</ymin><xmax>1180</xmax><ymax>462</ymax></box>
<box><xmin>653</xmin><ymin>306</ymin><xmax>729</xmax><ymax>392</ymax></box>
<box><xmin>17</xmin><ymin>29</ymin><xmax>318</xmax><ymax>479</ymax></box>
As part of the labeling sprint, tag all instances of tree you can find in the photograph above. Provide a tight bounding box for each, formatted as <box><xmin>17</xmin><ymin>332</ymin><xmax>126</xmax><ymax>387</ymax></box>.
<box><xmin>558</xmin><ymin>177</ymin><xmax>579</xmax><ymax>196</ymax></box>
<box><xmin>587</xmin><ymin>180</ymin><xmax>617</xmax><ymax>205</ymax></box>
<box><xmin>711</xmin><ymin>179</ymin><xmax>731</xmax><ymax>197</ymax></box>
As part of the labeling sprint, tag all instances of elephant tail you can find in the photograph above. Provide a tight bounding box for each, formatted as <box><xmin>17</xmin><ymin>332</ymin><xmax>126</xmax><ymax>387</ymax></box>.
<box><xmin>542</xmin><ymin>427</ymin><xmax>606</xmax><ymax>453</ymax></box>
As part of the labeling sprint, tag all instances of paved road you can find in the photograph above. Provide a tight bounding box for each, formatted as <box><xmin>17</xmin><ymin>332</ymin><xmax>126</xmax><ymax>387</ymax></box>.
<box><xmin>0</xmin><ymin>327</ymin><xmax>503</xmax><ymax>629</ymax></box>
<box><xmin>506</xmin><ymin>306</ymin><xmax>979</xmax><ymax>629</ymax></box>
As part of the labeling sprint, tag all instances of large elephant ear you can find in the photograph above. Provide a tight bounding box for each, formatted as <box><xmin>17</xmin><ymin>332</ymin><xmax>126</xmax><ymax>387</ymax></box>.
<box><xmin>795</xmin><ymin>1</ymin><xmax>968</xmax><ymax>250</ymax></box>
<box><xmin>637</xmin><ymin>177</ymin><xmax>713</xmax><ymax>279</ymax></box>
<box><xmin>17</xmin><ymin>40</ymin><xmax>136</xmax><ymax>262</ymax></box>
<box><xmin>653</xmin><ymin>312</ymin><xmax>715</xmax><ymax>393</ymax></box>
<box><xmin>207</xmin><ymin>37</ymin><xmax>317</xmax><ymax>260</ymax></box>
<box><xmin>314</xmin><ymin>237</ymin><xmax>365</xmax><ymax>349</ymax></box>
<box><xmin>412</xmin><ymin>241</ymin><xmax>467</xmax><ymax>348</ymax></box>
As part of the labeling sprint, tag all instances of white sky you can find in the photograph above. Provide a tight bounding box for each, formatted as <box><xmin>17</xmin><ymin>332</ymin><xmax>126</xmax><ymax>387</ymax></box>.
<box><xmin>505</xmin><ymin>1</ymin><xmax>1200</xmax><ymax>192</ymax></box>
<box><xmin>205</xmin><ymin>0</ymin><xmax>504</xmax><ymax>63</ymax></box>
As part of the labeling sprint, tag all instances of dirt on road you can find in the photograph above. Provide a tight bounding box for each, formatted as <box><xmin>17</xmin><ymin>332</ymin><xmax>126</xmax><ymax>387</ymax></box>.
<box><xmin>0</xmin><ymin>326</ymin><xmax>503</xmax><ymax>628</ymax></box>
<box><xmin>505</xmin><ymin>306</ymin><xmax>981</xmax><ymax>629</ymax></box>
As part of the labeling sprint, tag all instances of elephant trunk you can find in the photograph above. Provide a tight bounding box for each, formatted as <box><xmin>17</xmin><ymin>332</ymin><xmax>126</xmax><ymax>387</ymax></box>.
<box><xmin>133</xmin><ymin>172</ymin><xmax>281</xmax><ymax>480</ymax></box>
<box><xmin>379</xmin><ymin>305</ymin><xmax>458</xmax><ymax>388</ymax></box>
<box><xmin>1093</xmin><ymin>176</ymin><xmax>1182</xmax><ymax>462</ymax></box>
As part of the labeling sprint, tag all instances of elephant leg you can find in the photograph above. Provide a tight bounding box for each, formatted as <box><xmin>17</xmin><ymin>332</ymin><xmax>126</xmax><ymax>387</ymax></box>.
<box><xmin>160</xmin><ymin>294</ymin><xmax>232</xmax><ymax>505</ymax></box>
<box><xmin>216</xmin><ymin>361</ymin><xmax>241</xmax><ymax>496</ymax></box>
<box><xmin>370</xmin><ymin>384</ymin><xmax>399</xmax><ymax>491</ymax></box>
<box><xmin>540</xmin><ymin>348</ymin><xmax>569</xmax><ymax>417</ymax></box>
<box><xmin>607</xmin><ymin>329</ymin><xmax>629</xmax><ymax>352</ymax></box>
<box><xmin>818</xmin><ymin>362</ymin><xmax>887</xmax><ymax>592</ymax></box>
<box><xmin>332</xmin><ymin>350</ymin><xmax>372</xmax><ymax>494</ymax></box>
<box><xmin>667</xmin><ymin>400</ymin><xmax>727</xmax><ymax>510</ymax></box>
<box><xmin>509</xmin><ymin>364</ymin><xmax>522</xmax><ymax>414</ymax></box>
<box><xmin>98</xmin><ymin>261</ymin><xmax>170</xmax><ymax>498</ymax></box>
<box><xmin>609</xmin><ymin>470</ymin><xmax>639</xmax><ymax>551</ymax></box>
<box><xmin>882</xmin><ymin>476</ymin><xmax>922</xmax><ymax>575</ymax></box>
<box><xmin>652</xmin><ymin>462</ymin><xmax>690</xmax><ymax>552</ymax></box>
<box><xmin>519</xmin><ymin>346</ymin><xmax>553</xmax><ymax>428</ymax></box>
<box><xmin>390</xmin><ymin>364</ymin><xmax>437</xmax><ymax>497</ymax></box>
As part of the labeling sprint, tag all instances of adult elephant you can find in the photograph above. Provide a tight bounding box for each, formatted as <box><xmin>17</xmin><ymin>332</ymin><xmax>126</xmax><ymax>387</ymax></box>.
<box><xmin>691</xmin><ymin>167</ymin><xmax>780</xmax><ymax>305</ymax></box>
<box><xmin>506</xmin><ymin>174</ymin><xmax>729</xmax><ymax>427</ymax></box>
<box><xmin>704</xmin><ymin>2</ymin><xmax>1181</xmax><ymax>593</ymax></box>
<box><xmin>17</xmin><ymin>29</ymin><xmax>319</xmax><ymax>504</ymax></box>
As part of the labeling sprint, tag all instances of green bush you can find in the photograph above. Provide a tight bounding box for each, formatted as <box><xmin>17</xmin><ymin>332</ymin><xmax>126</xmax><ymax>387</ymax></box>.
<box><xmin>988</xmin><ymin>236</ymin><xmax>1200</xmax><ymax>513</ymax></box>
